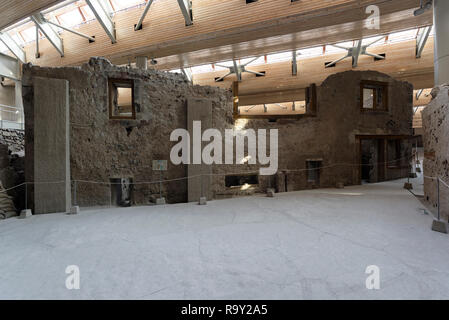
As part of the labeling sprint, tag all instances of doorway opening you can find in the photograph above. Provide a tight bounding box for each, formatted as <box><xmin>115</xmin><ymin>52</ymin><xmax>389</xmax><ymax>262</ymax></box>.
<box><xmin>110</xmin><ymin>178</ymin><xmax>133</xmax><ymax>207</ymax></box>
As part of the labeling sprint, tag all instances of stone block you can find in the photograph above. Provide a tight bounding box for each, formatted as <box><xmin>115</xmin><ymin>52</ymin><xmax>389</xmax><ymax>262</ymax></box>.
<box><xmin>19</xmin><ymin>209</ymin><xmax>32</xmax><ymax>219</ymax></box>
<box><xmin>199</xmin><ymin>197</ymin><xmax>207</xmax><ymax>205</ymax></box>
<box><xmin>431</xmin><ymin>220</ymin><xmax>448</xmax><ymax>234</ymax></box>
<box><xmin>336</xmin><ymin>182</ymin><xmax>345</xmax><ymax>189</ymax></box>
<box><xmin>403</xmin><ymin>182</ymin><xmax>413</xmax><ymax>190</ymax></box>
<box><xmin>69</xmin><ymin>206</ymin><xmax>80</xmax><ymax>215</ymax></box>
<box><xmin>156</xmin><ymin>197</ymin><xmax>166</xmax><ymax>205</ymax></box>
<box><xmin>267</xmin><ymin>188</ymin><xmax>275</xmax><ymax>197</ymax></box>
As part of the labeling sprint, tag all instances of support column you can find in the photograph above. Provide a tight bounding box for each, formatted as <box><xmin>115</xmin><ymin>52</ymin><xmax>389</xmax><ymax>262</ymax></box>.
<box><xmin>33</xmin><ymin>77</ymin><xmax>71</xmax><ymax>214</ymax></box>
<box><xmin>187</xmin><ymin>97</ymin><xmax>212</xmax><ymax>202</ymax></box>
<box><xmin>136</xmin><ymin>56</ymin><xmax>148</xmax><ymax>70</ymax></box>
<box><xmin>434</xmin><ymin>0</ymin><xmax>449</xmax><ymax>85</ymax></box>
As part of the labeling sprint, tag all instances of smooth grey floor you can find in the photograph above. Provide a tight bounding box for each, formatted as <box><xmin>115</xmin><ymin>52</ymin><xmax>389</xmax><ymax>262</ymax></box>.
<box><xmin>0</xmin><ymin>177</ymin><xmax>448</xmax><ymax>299</ymax></box>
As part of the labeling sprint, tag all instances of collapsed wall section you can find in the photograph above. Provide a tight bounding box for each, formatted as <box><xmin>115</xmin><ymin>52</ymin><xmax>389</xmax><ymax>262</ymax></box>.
<box><xmin>422</xmin><ymin>84</ymin><xmax>449</xmax><ymax>221</ymax></box>
<box><xmin>23</xmin><ymin>57</ymin><xmax>231</xmax><ymax>207</ymax></box>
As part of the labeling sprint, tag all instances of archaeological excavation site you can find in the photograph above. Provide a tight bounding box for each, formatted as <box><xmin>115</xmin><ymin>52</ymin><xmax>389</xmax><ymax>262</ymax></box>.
<box><xmin>0</xmin><ymin>0</ymin><xmax>448</xmax><ymax>303</ymax></box>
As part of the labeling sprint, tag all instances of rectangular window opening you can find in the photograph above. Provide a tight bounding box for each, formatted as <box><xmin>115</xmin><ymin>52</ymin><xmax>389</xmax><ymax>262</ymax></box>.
<box><xmin>109</xmin><ymin>78</ymin><xmax>136</xmax><ymax>120</ymax></box>
<box><xmin>225</xmin><ymin>175</ymin><xmax>259</xmax><ymax>188</ymax></box>
<box><xmin>361</xmin><ymin>81</ymin><xmax>388</xmax><ymax>111</ymax></box>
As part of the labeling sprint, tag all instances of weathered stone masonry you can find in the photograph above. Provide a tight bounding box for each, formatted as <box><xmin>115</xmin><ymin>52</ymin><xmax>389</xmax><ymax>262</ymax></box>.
<box><xmin>23</xmin><ymin>58</ymin><xmax>413</xmax><ymax>211</ymax></box>
<box><xmin>422</xmin><ymin>84</ymin><xmax>449</xmax><ymax>221</ymax></box>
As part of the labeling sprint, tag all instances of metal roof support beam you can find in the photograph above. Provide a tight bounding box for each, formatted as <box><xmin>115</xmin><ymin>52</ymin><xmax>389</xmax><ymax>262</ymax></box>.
<box><xmin>352</xmin><ymin>40</ymin><xmax>362</xmax><ymax>68</ymax></box>
<box><xmin>35</xmin><ymin>25</ymin><xmax>40</xmax><ymax>58</ymax></box>
<box><xmin>0</xmin><ymin>32</ymin><xmax>26</xmax><ymax>63</ymax></box>
<box><xmin>86</xmin><ymin>0</ymin><xmax>116</xmax><ymax>43</ymax></box>
<box><xmin>233</xmin><ymin>60</ymin><xmax>242</xmax><ymax>82</ymax></box>
<box><xmin>30</xmin><ymin>13</ymin><xmax>64</xmax><ymax>57</ymax></box>
<box><xmin>182</xmin><ymin>67</ymin><xmax>193</xmax><ymax>82</ymax></box>
<box><xmin>292</xmin><ymin>51</ymin><xmax>298</xmax><ymax>76</ymax></box>
<box><xmin>416</xmin><ymin>88</ymin><xmax>424</xmax><ymax>100</ymax></box>
<box><xmin>326</xmin><ymin>37</ymin><xmax>385</xmax><ymax>68</ymax></box>
<box><xmin>135</xmin><ymin>0</ymin><xmax>155</xmax><ymax>31</ymax></box>
<box><xmin>44</xmin><ymin>18</ymin><xmax>96</xmax><ymax>42</ymax></box>
<box><xmin>0</xmin><ymin>53</ymin><xmax>20</xmax><ymax>81</ymax></box>
<box><xmin>177</xmin><ymin>0</ymin><xmax>193</xmax><ymax>26</ymax></box>
<box><xmin>416</xmin><ymin>26</ymin><xmax>432</xmax><ymax>58</ymax></box>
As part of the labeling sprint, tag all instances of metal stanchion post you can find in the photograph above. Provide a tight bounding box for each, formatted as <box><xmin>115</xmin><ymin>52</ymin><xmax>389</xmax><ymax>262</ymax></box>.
<box><xmin>199</xmin><ymin>173</ymin><xmax>206</xmax><ymax>205</ymax></box>
<box><xmin>159</xmin><ymin>171</ymin><xmax>162</xmax><ymax>200</ymax></box>
<box><xmin>69</xmin><ymin>180</ymin><xmax>80</xmax><ymax>215</ymax></box>
<box><xmin>437</xmin><ymin>178</ymin><xmax>440</xmax><ymax>221</ymax></box>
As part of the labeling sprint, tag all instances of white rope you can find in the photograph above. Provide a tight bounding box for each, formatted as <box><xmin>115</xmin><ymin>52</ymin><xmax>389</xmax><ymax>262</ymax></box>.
<box><xmin>0</xmin><ymin>155</ymin><xmax>435</xmax><ymax>191</ymax></box>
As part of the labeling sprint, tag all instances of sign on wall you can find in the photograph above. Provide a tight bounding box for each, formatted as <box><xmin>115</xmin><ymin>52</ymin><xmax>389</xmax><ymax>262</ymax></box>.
<box><xmin>152</xmin><ymin>160</ymin><xmax>168</xmax><ymax>171</ymax></box>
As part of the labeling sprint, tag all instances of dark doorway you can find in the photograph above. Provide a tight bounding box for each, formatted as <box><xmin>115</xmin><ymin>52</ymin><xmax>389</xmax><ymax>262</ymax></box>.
<box><xmin>360</xmin><ymin>138</ymin><xmax>385</xmax><ymax>183</ymax></box>
<box><xmin>110</xmin><ymin>178</ymin><xmax>133</xmax><ymax>207</ymax></box>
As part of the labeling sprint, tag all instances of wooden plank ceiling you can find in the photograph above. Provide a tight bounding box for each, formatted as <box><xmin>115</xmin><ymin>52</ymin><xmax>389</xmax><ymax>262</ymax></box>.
<box><xmin>0</xmin><ymin>0</ymin><xmax>64</xmax><ymax>30</ymax></box>
<box><xmin>192</xmin><ymin>37</ymin><xmax>435</xmax><ymax>105</ymax></box>
<box><xmin>15</xmin><ymin>0</ymin><xmax>431</xmax><ymax>70</ymax></box>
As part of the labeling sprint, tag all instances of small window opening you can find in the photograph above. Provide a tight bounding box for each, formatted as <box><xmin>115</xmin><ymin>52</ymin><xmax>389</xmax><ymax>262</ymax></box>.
<box><xmin>225</xmin><ymin>175</ymin><xmax>259</xmax><ymax>188</ymax></box>
<box><xmin>361</xmin><ymin>81</ymin><xmax>388</xmax><ymax>111</ymax></box>
<box><xmin>109</xmin><ymin>79</ymin><xmax>135</xmax><ymax>119</ymax></box>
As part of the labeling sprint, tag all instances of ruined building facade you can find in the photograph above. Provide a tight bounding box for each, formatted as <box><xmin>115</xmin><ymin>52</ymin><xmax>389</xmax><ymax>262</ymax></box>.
<box><xmin>23</xmin><ymin>58</ymin><xmax>413</xmax><ymax>213</ymax></box>
<box><xmin>422</xmin><ymin>84</ymin><xmax>449</xmax><ymax>221</ymax></box>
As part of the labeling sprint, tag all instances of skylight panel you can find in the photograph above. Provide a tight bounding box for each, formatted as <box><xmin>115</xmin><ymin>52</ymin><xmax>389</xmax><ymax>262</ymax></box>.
<box><xmin>20</xmin><ymin>26</ymin><xmax>37</xmax><ymax>43</ymax></box>
<box><xmin>298</xmin><ymin>46</ymin><xmax>323</xmax><ymax>58</ymax></box>
<box><xmin>109</xmin><ymin>0</ymin><xmax>146</xmax><ymax>12</ymax></box>
<box><xmin>79</xmin><ymin>5</ymin><xmax>95</xmax><ymax>21</ymax></box>
<box><xmin>266</xmin><ymin>52</ymin><xmax>292</xmax><ymax>64</ymax></box>
<box><xmin>388</xmin><ymin>29</ymin><xmax>418</xmax><ymax>44</ymax></box>
<box><xmin>57</xmin><ymin>9</ymin><xmax>84</xmax><ymax>27</ymax></box>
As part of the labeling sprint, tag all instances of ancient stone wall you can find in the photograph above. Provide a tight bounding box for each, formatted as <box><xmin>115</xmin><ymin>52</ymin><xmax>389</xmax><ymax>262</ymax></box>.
<box><xmin>0</xmin><ymin>129</ymin><xmax>24</xmax><ymax>154</ymax></box>
<box><xmin>211</xmin><ymin>70</ymin><xmax>413</xmax><ymax>197</ymax></box>
<box><xmin>23</xmin><ymin>58</ymin><xmax>231</xmax><ymax>206</ymax></box>
<box><xmin>23</xmin><ymin>59</ymin><xmax>413</xmax><ymax>209</ymax></box>
<box><xmin>422</xmin><ymin>84</ymin><xmax>449</xmax><ymax>221</ymax></box>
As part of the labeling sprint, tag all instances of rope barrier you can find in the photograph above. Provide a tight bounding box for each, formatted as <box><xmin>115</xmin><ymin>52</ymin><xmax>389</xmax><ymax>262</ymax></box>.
<box><xmin>0</xmin><ymin>155</ymin><xmax>446</xmax><ymax>192</ymax></box>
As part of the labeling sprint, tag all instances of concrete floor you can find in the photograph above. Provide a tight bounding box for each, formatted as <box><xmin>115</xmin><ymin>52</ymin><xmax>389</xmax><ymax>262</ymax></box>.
<box><xmin>0</xmin><ymin>177</ymin><xmax>448</xmax><ymax>300</ymax></box>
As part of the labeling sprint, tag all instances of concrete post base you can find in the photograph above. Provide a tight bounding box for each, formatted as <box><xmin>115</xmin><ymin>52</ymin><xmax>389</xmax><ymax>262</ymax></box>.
<box><xmin>199</xmin><ymin>197</ymin><xmax>207</xmax><ymax>205</ymax></box>
<box><xmin>336</xmin><ymin>182</ymin><xmax>345</xmax><ymax>189</ymax></box>
<box><xmin>156</xmin><ymin>198</ymin><xmax>166</xmax><ymax>205</ymax></box>
<box><xmin>19</xmin><ymin>209</ymin><xmax>32</xmax><ymax>219</ymax></box>
<box><xmin>69</xmin><ymin>206</ymin><xmax>80</xmax><ymax>215</ymax></box>
<box><xmin>403</xmin><ymin>182</ymin><xmax>413</xmax><ymax>190</ymax></box>
<box><xmin>432</xmin><ymin>220</ymin><xmax>448</xmax><ymax>234</ymax></box>
<box><xmin>267</xmin><ymin>188</ymin><xmax>275</xmax><ymax>197</ymax></box>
